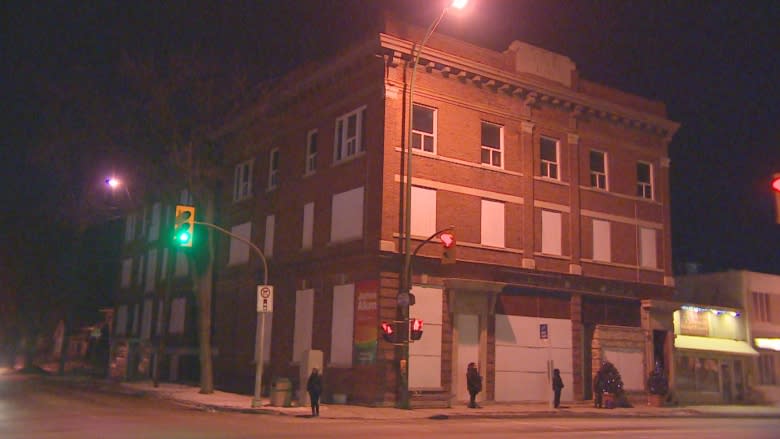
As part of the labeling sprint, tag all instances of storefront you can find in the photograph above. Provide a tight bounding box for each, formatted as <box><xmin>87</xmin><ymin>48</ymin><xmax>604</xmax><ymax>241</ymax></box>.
<box><xmin>672</xmin><ymin>305</ymin><xmax>758</xmax><ymax>404</ymax></box>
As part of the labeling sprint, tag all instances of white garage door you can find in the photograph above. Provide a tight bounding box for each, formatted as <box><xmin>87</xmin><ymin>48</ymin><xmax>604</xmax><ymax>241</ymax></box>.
<box><xmin>495</xmin><ymin>315</ymin><xmax>573</xmax><ymax>402</ymax></box>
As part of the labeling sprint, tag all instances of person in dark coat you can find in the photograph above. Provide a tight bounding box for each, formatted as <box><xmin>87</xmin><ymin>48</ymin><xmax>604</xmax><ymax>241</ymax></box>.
<box><xmin>593</xmin><ymin>369</ymin><xmax>604</xmax><ymax>408</ymax></box>
<box><xmin>552</xmin><ymin>368</ymin><xmax>564</xmax><ymax>408</ymax></box>
<box><xmin>306</xmin><ymin>368</ymin><xmax>322</xmax><ymax>417</ymax></box>
<box><xmin>466</xmin><ymin>362</ymin><xmax>482</xmax><ymax>408</ymax></box>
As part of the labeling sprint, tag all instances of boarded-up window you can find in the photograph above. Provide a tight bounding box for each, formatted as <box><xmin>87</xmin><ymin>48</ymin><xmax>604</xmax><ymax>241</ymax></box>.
<box><xmin>409</xmin><ymin>286</ymin><xmax>443</xmax><ymax>389</ymax></box>
<box><xmin>481</xmin><ymin>199</ymin><xmax>505</xmax><ymax>247</ymax></box>
<box><xmin>411</xmin><ymin>186</ymin><xmax>436</xmax><ymax>238</ymax></box>
<box><xmin>228</xmin><ymin>222</ymin><xmax>252</xmax><ymax>265</ymax></box>
<box><xmin>542</xmin><ymin>210</ymin><xmax>562</xmax><ymax>255</ymax></box>
<box><xmin>592</xmin><ymin>219</ymin><xmax>611</xmax><ymax>262</ymax></box>
<box><xmin>293</xmin><ymin>289</ymin><xmax>314</xmax><ymax>363</ymax></box>
<box><xmin>330</xmin><ymin>187</ymin><xmax>364</xmax><ymax>243</ymax></box>
<box><xmin>330</xmin><ymin>284</ymin><xmax>355</xmax><ymax>366</ymax></box>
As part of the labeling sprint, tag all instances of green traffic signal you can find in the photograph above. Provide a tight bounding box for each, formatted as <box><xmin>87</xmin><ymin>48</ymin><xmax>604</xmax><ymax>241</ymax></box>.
<box><xmin>174</xmin><ymin>205</ymin><xmax>195</xmax><ymax>247</ymax></box>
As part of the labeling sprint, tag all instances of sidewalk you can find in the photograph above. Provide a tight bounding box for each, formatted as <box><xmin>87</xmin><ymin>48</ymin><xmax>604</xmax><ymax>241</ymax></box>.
<box><xmin>53</xmin><ymin>375</ymin><xmax>780</xmax><ymax>420</ymax></box>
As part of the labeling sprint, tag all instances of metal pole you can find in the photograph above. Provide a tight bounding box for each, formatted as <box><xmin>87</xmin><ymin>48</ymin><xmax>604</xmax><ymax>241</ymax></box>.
<box><xmin>252</xmin><ymin>312</ymin><xmax>266</xmax><ymax>407</ymax></box>
<box><xmin>399</xmin><ymin>6</ymin><xmax>451</xmax><ymax>410</ymax></box>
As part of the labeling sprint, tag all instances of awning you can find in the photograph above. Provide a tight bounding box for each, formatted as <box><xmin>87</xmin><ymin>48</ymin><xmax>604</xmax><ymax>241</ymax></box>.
<box><xmin>675</xmin><ymin>335</ymin><xmax>759</xmax><ymax>356</ymax></box>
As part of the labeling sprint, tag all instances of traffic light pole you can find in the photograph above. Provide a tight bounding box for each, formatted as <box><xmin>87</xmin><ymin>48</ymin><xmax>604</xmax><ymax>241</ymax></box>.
<box><xmin>398</xmin><ymin>226</ymin><xmax>454</xmax><ymax>409</ymax></box>
<box><xmin>192</xmin><ymin>221</ymin><xmax>269</xmax><ymax>408</ymax></box>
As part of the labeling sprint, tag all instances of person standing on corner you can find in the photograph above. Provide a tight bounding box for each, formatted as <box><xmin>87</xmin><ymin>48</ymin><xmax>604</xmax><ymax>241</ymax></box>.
<box><xmin>466</xmin><ymin>362</ymin><xmax>482</xmax><ymax>408</ymax></box>
<box><xmin>552</xmin><ymin>368</ymin><xmax>564</xmax><ymax>408</ymax></box>
<box><xmin>593</xmin><ymin>369</ymin><xmax>604</xmax><ymax>408</ymax></box>
<box><xmin>306</xmin><ymin>368</ymin><xmax>322</xmax><ymax>417</ymax></box>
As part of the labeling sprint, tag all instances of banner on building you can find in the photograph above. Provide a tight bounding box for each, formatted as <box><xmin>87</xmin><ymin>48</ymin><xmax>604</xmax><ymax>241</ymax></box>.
<box><xmin>354</xmin><ymin>280</ymin><xmax>379</xmax><ymax>365</ymax></box>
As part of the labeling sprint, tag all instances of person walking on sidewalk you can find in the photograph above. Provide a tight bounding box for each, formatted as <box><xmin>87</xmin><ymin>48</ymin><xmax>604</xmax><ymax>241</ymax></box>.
<box><xmin>552</xmin><ymin>368</ymin><xmax>564</xmax><ymax>408</ymax></box>
<box><xmin>466</xmin><ymin>362</ymin><xmax>482</xmax><ymax>408</ymax></box>
<box><xmin>306</xmin><ymin>368</ymin><xmax>322</xmax><ymax>417</ymax></box>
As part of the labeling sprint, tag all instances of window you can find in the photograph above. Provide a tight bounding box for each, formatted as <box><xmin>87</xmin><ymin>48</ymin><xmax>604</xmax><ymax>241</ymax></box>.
<box><xmin>758</xmin><ymin>354</ymin><xmax>776</xmax><ymax>385</ymax></box>
<box><xmin>141</xmin><ymin>299</ymin><xmax>153</xmax><ymax>340</ymax></box>
<box><xmin>637</xmin><ymin>162</ymin><xmax>653</xmax><ymax>199</ymax></box>
<box><xmin>174</xmin><ymin>251</ymin><xmax>188</xmax><ymax>276</ymax></box>
<box><xmin>541</xmin><ymin>210</ymin><xmax>562</xmax><ymax>255</ymax></box>
<box><xmin>144</xmin><ymin>249</ymin><xmax>157</xmax><ymax>292</ymax></box>
<box><xmin>590</xmin><ymin>150</ymin><xmax>607</xmax><ymax>189</ymax></box>
<box><xmin>124</xmin><ymin>215</ymin><xmax>136</xmax><ymax>242</ymax></box>
<box><xmin>330</xmin><ymin>187</ymin><xmax>364</xmax><ymax>243</ymax></box>
<box><xmin>148</xmin><ymin>202</ymin><xmax>161</xmax><ymax>241</ymax></box>
<box><xmin>752</xmin><ymin>292</ymin><xmax>771</xmax><ymax>322</ymax></box>
<box><xmin>293</xmin><ymin>289</ymin><xmax>314</xmax><ymax>363</ymax></box>
<box><xmin>481</xmin><ymin>199</ymin><xmax>505</xmax><ymax>248</ymax></box>
<box><xmin>639</xmin><ymin>227</ymin><xmax>657</xmax><ymax>268</ymax></box>
<box><xmin>121</xmin><ymin>258</ymin><xmax>132</xmax><ymax>288</ymax></box>
<box><xmin>131</xmin><ymin>304</ymin><xmax>140</xmax><ymax>335</ymax></box>
<box><xmin>302</xmin><ymin>202</ymin><xmax>314</xmax><ymax>250</ymax></box>
<box><xmin>169</xmin><ymin>297</ymin><xmax>186</xmax><ymax>334</ymax></box>
<box><xmin>305</xmin><ymin>130</ymin><xmax>318</xmax><ymax>174</ymax></box>
<box><xmin>136</xmin><ymin>255</ymin><xmax>145</xmax><ymax>286</ymax></box>
<box><xmin>412</xmin><ymin>104</ymin><xmax>436</xmax><ymax>153</ymax></box>
<box><xmin>228</xmin><ymin>222</ymin><xmax>252</xmax><ymax>265</ymax></box>
<box><xmin>115</xmin><ymin>305</ymin><xmax>128</xmax><ymax>335</ymax></box>
<box><xmin>480</xmin><ymin>121</ymin><xmax>502</xmax><ymax>167</ymax></box>
<box><xmin>540</xmin><ymin>137</ymin><xmax>559</xmax><ymax>179</ymax></box>
<box><xmin>334</xmin><ymin>106</ymin><xmax>366</xmax><ymax>162</ymax></box>
<box><xmin>411</xmin><ymin>186</ymin><xmax>436</xmax><ymax>238</ymax></box>
<box><xmin>233</xmin><ymin>160</ymin><xmax>253</xmax><ymax>201</ymax></box>
<box><xmin>264</xmin><ymin>215</ymin><xmax>275</xmax><ymax>258</ymax></box>
<box><xmin>155</xmin><ymin>299</ymin><xmax>164</xmax><ymax>335</ymax></box>
<box><xmin>592</xmin><ymin>219</ymin><xmax>611</xmax><ymax>262</ymax></box>
<box><xmin>330</xmin><ymin>284</ymin><xmax>355</xmax><ymax>366</ymax></box>
<box><xmin>268</xmin><ymin>148</ymin><xmax>279</xmax><ymax>190</ymax></box>
<box><xmin>160</xmin><ymin>248</ymin><xmax>168</xmax><ymax>280</ymax></box>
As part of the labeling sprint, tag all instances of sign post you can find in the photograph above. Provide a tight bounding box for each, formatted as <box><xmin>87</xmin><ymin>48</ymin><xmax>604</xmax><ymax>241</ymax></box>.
<box><xmin>252</xmin><ymin>285</ymin><xmax>273</xmax><ymax>408</ymax></box>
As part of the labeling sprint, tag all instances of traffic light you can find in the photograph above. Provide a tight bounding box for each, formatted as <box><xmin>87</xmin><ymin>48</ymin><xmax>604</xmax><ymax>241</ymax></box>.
<box><xmin>772</xmin><ymin>173</ymin><xmax>780</xmax><ymax>224</ymax></box>
<box><xmin>381</xmin><ymin>322</ymin><xmax>396</xmax><ymax>343</ymax></box>
<box><xmin>440</xmin><ymin>231</ymin><xmax>457</xmax><ymax>264</ymax></box>
<box><xmin>410</xmin><ymin>318</ymin><xmax>423</xmax><ymax>341</ymax></box>
<box><xmin>174</xmin><ymin>205</ymin><xmax>195</xmax><ymax>247</ymax></box>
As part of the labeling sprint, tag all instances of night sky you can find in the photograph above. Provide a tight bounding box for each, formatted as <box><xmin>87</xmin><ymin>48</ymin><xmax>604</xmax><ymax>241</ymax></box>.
<box><xmin>3</xmin><ymin>0</ymin><xmax>779</xmax><ymax>275</ymax></box>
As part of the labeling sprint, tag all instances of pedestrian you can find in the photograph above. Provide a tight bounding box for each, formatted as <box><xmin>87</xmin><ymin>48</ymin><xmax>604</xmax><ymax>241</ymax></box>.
<box><xmin>306</xmin><ymin>368</ymin><xmax>322</xmax><ymax>417</ymax></box>
<box><xmin>552</xmin><ymin>368</ymin><xmax>564</xmax><ymax>408</ymax></box>
<box><xmin>466</xmin><ymin>362</ymin><xmax>482</xmax><ymax>408</ymax></box>
<box><xmin>593</xmin><ymin>369</ymin><xmax>604</xmax><ymax>408</ymax></box>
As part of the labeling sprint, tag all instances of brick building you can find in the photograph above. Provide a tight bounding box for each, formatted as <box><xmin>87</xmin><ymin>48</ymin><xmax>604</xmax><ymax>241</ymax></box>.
<box><xmin>207</xmin><ymin>16</ymin><xmax>680</xmax><ymax>407</ymax></box>
<box><xmin>111</xmin><ymin>16</ymin><xmax>679</xmax><ymax>406</ymax></box>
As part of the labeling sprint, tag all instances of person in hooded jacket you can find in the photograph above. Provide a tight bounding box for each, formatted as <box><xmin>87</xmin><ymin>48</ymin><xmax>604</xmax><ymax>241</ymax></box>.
<box><xmin>466</xmin><ymin>362</ymin><xmax>482</xmax><ymax>408</ymax></box>
<box><xmin>306</xmin><ymin>368</ymin><xmax>323</xmax><ymax>417</ymax></box>
<box><xmin>552</xmin><ymin>368</ymin><xmax>564</xmax><ymax>408</ymax></box>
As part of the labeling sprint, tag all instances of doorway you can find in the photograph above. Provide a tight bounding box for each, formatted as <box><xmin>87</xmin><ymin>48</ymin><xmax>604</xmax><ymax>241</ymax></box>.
<box><xmin>455</xmin><ymin>314</ymin><xmax>479</xmax><ymax>402</ymax></box>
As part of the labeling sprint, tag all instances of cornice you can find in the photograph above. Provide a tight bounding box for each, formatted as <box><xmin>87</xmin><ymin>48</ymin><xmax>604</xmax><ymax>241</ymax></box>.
<box><xmin>379</xmin><ymin>33</ymin><xmax>680</xmax><ymax>140</ymax></box>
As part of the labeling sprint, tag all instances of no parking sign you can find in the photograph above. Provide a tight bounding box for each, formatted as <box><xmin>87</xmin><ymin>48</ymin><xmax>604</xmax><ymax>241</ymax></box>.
<box><xmin>257</xmin><ymin>285</ymin><xmax>274</xmax><ymax>312</ymax></box>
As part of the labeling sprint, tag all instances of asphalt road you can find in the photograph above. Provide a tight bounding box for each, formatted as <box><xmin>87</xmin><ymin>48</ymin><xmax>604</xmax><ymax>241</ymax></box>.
<box><xmin>1</xmin><ymin>373</ymin><xmax>778</xmax><ymax>439</ymax></box>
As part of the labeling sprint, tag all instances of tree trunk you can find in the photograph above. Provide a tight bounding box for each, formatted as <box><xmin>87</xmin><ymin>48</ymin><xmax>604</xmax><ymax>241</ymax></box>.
<box><xmin>196</xmin><ymin>190</ymin><xmax>215</xmax><ymax>394</ymax></box>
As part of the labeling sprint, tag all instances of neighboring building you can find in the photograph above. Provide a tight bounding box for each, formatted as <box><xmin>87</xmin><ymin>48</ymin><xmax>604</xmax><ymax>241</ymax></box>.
<box><xmin>207</xmin><ymin>16</ymin><xmax>679</xmax><ymax>408</ymax></box>
<box><xmin>110</xmin><ymin>190</ymin><xmax>200</xmax><ymax>382</ymax></box>
<box><xmin>676</xmin><ymin>270</ymin><xmax>780</xmax><ymax>404</ymax></box>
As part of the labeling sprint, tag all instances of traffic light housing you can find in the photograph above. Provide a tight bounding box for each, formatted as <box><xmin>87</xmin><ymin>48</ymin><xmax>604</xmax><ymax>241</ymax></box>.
<box><xmin>440</xmin><ymin>231</ymin><xmax>456</xmax><ymax>264</ymax></box>
<box><xmin>772</xmin><ymin>173</ymin><xmax>780</xmax><ymax>224</ymax></box>
<box><xmin>381</xmin><ymin>322</ymin><xmax>396</xmax><ymax>343</ymax></box>
<box><xmin>410</xmin><ymin>318</ymin><xmax>423</xmax><ymax>341</ymax></box>
<box><xmin>174</xmin><ymin>205</ymin><xmax>195</xmax><ymax>247</ymax></box>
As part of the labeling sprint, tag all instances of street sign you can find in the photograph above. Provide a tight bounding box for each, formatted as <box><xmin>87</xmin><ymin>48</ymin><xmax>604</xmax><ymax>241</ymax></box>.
<box><xmin>540</xmin><ymin>323</ymin><xmax>549</xmax><ymax>340</ymax></box>
<box><xmin>257</xmin><ymin>285</ymin><xmax>274</xmax><ymax>313</ymax></box>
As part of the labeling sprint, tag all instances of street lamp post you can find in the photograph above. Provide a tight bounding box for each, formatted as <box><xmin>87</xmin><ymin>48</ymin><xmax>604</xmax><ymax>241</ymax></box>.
<box><xmin>399</xmin><ymin>0</ymin><xmax>468</xmax><ymax>409</ymax></box>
